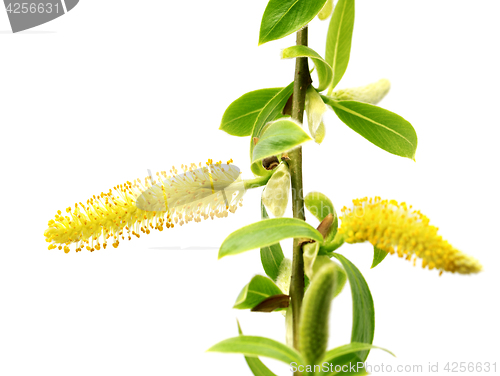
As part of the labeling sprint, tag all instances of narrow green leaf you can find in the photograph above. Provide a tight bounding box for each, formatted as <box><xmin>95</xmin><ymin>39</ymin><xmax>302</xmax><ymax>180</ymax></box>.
<box><xmin>323</xmin><ymin>97</ymin><xmax>418</xmax><ymax>160</ymax></box>
<box><xmin>371</xmin><ymin>246</ymin><xmax>389</xmax><ymax>269</ymax></box>
<box><xmin>237</xmin><ymin>322</ymin><xmax>278</xmax><ymax>376</ymax></box>
<box><xmin>322</xmin><ymin>342</ymin><xmax>395</xmax><ymax>364</ymax></box>
<box><xmin>219</xmin><ymin>218</ymin><xmax>323</xmax><ymax>259</ymax></box>
<box><xmin>281</xmin><ymin>46</ymin><xmax>333</xmax><ymax>91</ymax></box>
<box><xmin>325</xmin><ymin>0</ymin><xmax>355</xmax><ymax>92</ymax></box>
<box><xmin>304</xmin><ymin>191</ymin><xmax>338</xmax><ymax>243</ymax></box>
<box><xmin>331</xmin><ymin>253</ymin><xmax>374</xmax><ymax>362</ymax></box>
<box><xmin>260</xmin><ymin>200</ymin><xmax>285</xmax><ymax>281</ymax></box>
<box><xmin>208</xmin><ymin>336</ymin><xmax>305</xmax><ymax>366</ymax></box>
<box><xmin>252</xmin><ymin>118</ymin><xmax>312</xmax><ymax>163</ymax></box>
<box><xmin>220</xmin><ymin>88</ymin><xmax>283</xmax><ymax>137</ymax></box>
<box><xmin>234</xmin><ymin>275</ymin><xmax>283</xmax><ymax>310</ymax></box>
<box><xmin>250</xmin><ymin>83</ymin><xmax>294</xmax><ymax>176</ymax></box>
<box><xmin>259</xmin><ymin>0</ymin><xmax>328</xmax><ymax>45</ymax></box>
<box><xmin>319</xmin><ymin>343</ymin><xmax>394</xmax><ymax>376</ymax></box>
<box><xmin>245</xmin><ymin>352</ymin><xmax>279</xmax><ymax>376</ymax></box>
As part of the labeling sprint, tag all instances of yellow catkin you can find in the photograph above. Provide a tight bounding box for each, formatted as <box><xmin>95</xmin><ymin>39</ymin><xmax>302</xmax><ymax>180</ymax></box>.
<box><xmin>338</xmin><ymin>197</ymin><xmax>482</xmax><ymax>274</ymax></box>
<box><xmin>44</xmin><ymin>160</ymin><xmax>244</xmax><ymax>253</ymax></box>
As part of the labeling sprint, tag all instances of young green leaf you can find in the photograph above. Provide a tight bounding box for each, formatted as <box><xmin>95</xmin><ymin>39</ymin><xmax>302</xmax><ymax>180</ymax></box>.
<box><xmin>237</xmin><ymin>322</ymin><xmax>278</xmax><ymax>376</ymax></box>
<box><xmin>260</xmin><ymin>198</ymin><xmax>285</xmax><ymax>281</ymax></box>
<box><xmin>250</xmin><ymin>83</ymin><xmax>294</xmax><ymax>176</ymax></box>
<box><xmin>259</xmin><ymin>0</ymin><xmax>328</xmax><ymax>45</ymax></box>
<box><xmin>371</xmin><ymin>246</ymin><xmax>389</xmax><ymax>268</ymax></box>
<box><xmin>252</xmin><ymin>119</ymin><xmax>312</xmax><ymax>164</ymax></box>
<box><xmin>219</xmin><ymin>218</ymin><xmax>323</xmax><ymax>259</ymax></box>
<box><xmin>234</xmin><ymin>275</ymin><xmax>284</xmax><ymax>310</ymax></box>
<box><xmin>323</xmin><ymin>97</ymin><xmax>418</xmax><ymax>160</ymax></box>
<box><xmin>330</xmin><ymin>78</ymin><xmax>391</xmax><ymax>105</ymax></box>
<box><xmin>331</xmin><ymin>253</ymin><xmax>374</xmax><ymax>363</ymax></box>
<box><xmin>325</xmin><ymin>0</ymin><xmax>355</xmax><ymax>92</ymax></box>
<box><xmin>207</xmin><ymin>336</ymin><xmax>305</xmax><ymax>366</ymax></box>
<box><xmin>304</xmin><ymin>191</ymin><xmax>338</xmax><ymax>243</ymax></box>
<box><xmin>281</xmin><ymin>46</ymin><xmax>333</xmax><ymax>91</ymax></box>
<box><xmin>220</xmin><ymin>88</ymin><xmax>283</xmax><ymax>136</ymax></box>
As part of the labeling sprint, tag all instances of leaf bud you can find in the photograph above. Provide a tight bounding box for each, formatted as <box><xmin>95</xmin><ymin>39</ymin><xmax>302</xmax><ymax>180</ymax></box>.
<box><xmin>262</xmin><ymin>163</ymin><xmax>291</xmax><ymax>217</ymax></box>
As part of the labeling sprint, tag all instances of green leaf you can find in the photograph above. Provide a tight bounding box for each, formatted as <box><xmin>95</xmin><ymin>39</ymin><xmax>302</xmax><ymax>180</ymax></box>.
<box><xmin>219</xmin><ymin>218</ymin><xmax>323</xmax><ymax>259</ymax></box>
<box><xmin>234</xmin><ymin>275</ymin><xmax>283</xmax><ymax>310</ymax></box>
<box><xmin>250</xmin><ymin>83</ymin><xmax>294</xmax><ymax>176</ymax></box>
<box><xmin>325</xmin><ymin>0</ymin><xmax>355</xmax><ymax>92</ymax></box>
<box><xmin>304</xmin><ymin>191</ymin><xmax>338</xmax><ymax>243</ymax></box>
<box><xmin>260</xmin><ymin>200</ymin><xmax>285</xmax><ymax>281</ymax></box>
<box><xmin>371</xmin><ymin>246</ymin><xmax>389</xmax><ymax>269</ymax></box>
<box><xmin>281</xmin><ymin>46</ymin><xmax>333</xmax><ymax>91</ymax></box>
<box><xmin>331</xmin><ymin>253</ymin><xmax>374</xmax><ymax>362</ymax></box>
<box><xmin>319</xmin><ymin>343</ymin><xmax>394</xmax><ymax>376</ymax></box>
<box><xmin>207</xmin><ymin>336</ymin><xmax>305</xmax><ymax>366</ymax></box>
<box><xmin>323</xmin><ymin>97</ymin><xmax>418</xmax><ymax>160</ymax></box>
<box><xmin>322</xmin><ymin>342</ymin><xmax>395</xmax><ymax>364</ymax></box>
<box><xmin>252</xmin><ymin>118</ymin><xmax>311</xmax><ymax>164</ymax></box>
<box><xmin>220</xmin><ymin>88</ymin><xmax>283</xmax><ymax>137</ymax></box>
<box><xmin>237</xmin><ymin>322</ymin><xmax>278</xmax><ymax>376</ymax></box>
<box><xmin>259</xmin><ymin>0</ymin><xmax>328</xmax><ymax>45</ymax></box>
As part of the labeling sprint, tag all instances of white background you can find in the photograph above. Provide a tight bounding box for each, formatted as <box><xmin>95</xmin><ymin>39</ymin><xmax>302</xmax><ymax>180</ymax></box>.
<box><xmin>1</xmin><ymin>1</ymin><xmax>499</xmax><ymax>375</ymax></box>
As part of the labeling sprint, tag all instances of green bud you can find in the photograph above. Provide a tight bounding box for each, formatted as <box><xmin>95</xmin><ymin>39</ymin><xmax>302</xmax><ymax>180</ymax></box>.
<box><xmin>299</xmin><ymin>263</ymin><xmax>337</xmax><ymax>366</ymax></box>
<box><xmin>275</xmin><ymin>257</ymin><xmax>292</xmax><ymax>295</ymax></box>
<box><xmin>330</xmin><ymin>78</ymin><xmax>391</xmax><ymax>105</ymax></box>
<box><xmin>313</xmin><ymin>257</ymin><xmax>346</xmax><ymax>298</ymax></box>
<box><xmin>318</xmin><ymin>0</ymin><xmax>334</xmax><ymax>20</ymax></box>
<box><xmin>305</xmin><ymin>87</ymin><xmax>328</xmax><ymax>144</ymax></box>
<box><xmin>262</xmin><ymin>163</ymin><xmax>290</xmax><ymax>217</ymax></box>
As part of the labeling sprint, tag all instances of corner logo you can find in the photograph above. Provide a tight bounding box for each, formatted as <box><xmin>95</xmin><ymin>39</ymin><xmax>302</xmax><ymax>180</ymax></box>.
<box><xmin>3</xmin><ymin>0</ymin><xmax>79</xmax><ymax>33</ymax></box>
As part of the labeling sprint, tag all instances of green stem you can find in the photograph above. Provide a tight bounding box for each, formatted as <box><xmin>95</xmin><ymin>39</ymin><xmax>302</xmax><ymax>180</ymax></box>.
<box><xmin>289</xmin><ymin>25</ymin><xmax>311</xmax><ymax>361</ymax></box>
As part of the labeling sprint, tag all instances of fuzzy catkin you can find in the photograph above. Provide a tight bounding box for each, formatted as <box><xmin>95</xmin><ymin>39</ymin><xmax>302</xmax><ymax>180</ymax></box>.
<box><xmin>299</xmin><ymin>263</ymin><xmax>337</xmax><ymax>366</ymax></box>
